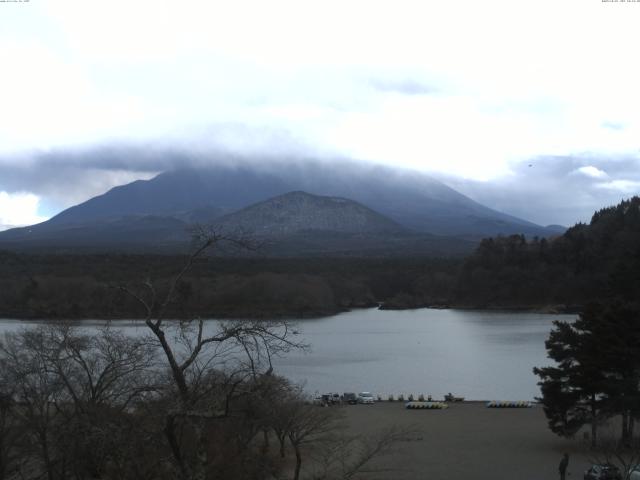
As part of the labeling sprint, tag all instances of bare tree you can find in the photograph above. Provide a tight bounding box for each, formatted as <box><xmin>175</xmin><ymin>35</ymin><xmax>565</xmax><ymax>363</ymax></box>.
<box><xmin>0</xmin><ymin>324</ymin><xmax>159</xmax><ymax>480</ymax></box>
<box><xmin>44</xmin><ymin>324</ymin><xmax>157</xmax><ymax>479</ymax></box>
<box><xmin>286</xmin><ymin>401</ymin><xmax>340</xmax><ymax>480</ymax></box>
<box><xmin>0</xmin><ymin>328</ymin><xmax>68</xmax><ymax>480</ymax></box>
<box><xmin>310</xmin><ymin>426</ymin><xmax>417</xmax><ymax>480</ymax></box>
<box><xmin>268</xmin><ymin>381</ymin><xmax>303</xmax><ymax>460</ymax></box>
<box><xmin>36</xmin><ymin>324</ymin><xmax>157</xmax><ymax>411</ymax></box>
<box><xmin>278</xmin><ymin>397</ymin><xmax>416</xmax><ymax>480</ymax></box>
<box><xmin>0</xmin><ymin>387</ymin><xmax>21</xmax><ymax>480</ymax></box>
<box><xmin>119</xmin><ymin>228</ymin><xmax>305</xmax><ymax>480</ymax></box>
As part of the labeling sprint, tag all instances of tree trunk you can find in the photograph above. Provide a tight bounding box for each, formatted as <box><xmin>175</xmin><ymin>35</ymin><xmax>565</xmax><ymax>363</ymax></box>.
<box><xmin>622</xmin><ymin>410</ymin><xmax>629</xmax><ymax>445</ymax></box>
<box><xmin>192</xmin><ymin>420</ymin><xmax>208</xmax><ymax>480</ymax></box>
<box><xmin>293</xmin><ymin>444</ymin><xmax>302</xmax><ymax>480</ymax></box>
<box><xmin>591</xmin><ymin>395</ymin><xmax>598</xmax><ymax>448</ymax></box>
<box><xmin>147</xmin><ymin>323</ymin><xmax>189</xmax><ymax>399</ymax></box>
<box><xmin>39</xmin><ymin>429</ymin><xmax>55</xmax><ymax>480</ymax></box>
<box><xmin>164</xmin><ymin>415</ymin><xmax>188</xmax><ymax>480</ymax></box>
<box><xmin>262</xmin><ymin>429</ymin><xmax>270</xmax><ymax>454</ymax></box>
<box><xmin>0</xmin><ymin>435</ymin><xmax>5</xmax><ymax>480</ymax></box>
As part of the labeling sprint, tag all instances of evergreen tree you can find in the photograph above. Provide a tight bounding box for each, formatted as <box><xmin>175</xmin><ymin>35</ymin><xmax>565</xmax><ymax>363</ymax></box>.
<box><xmin>534</xmin><ymin>302</ymin><xmax>640</xmax><ymax>446</ymax></box>
<box><xmin>589</xmin><ymin>302</ymin><xmax>640</xmax><ymax>444</ymax></box>
<box><xmin>534</xmin><ymin>312</ymin><xmax>607</xmax><ymax>446</ymax></box>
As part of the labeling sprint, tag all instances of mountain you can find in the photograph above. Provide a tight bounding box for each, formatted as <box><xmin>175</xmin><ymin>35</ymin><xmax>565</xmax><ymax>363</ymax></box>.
<box><xmin>213</xmin><ymin>191</ymin><xmax>474</xmax><ymax>256</ymax></box>
<box><xmin>216</xmin><ymin>191</ymin><xmax>403</xmax><ymax>236</ymax></box>
<box><xmin>0</xmin><ymin>215</ymin><xmax>189</xmax><ymax>253</ymax></box>
<box><xmin>0</xmin><ymin>159</ymin><xmax>561</xmax><ymax>255</ymax></box>
<box><xmin>0</xmin><ymin>190</ymin><xmax>476</xmax><ymax>256</ymax></box>
<box><xmin>543</xmin><ymin>224</ymin><xmax>568</xmax><ymax>235</ymax></box>
<box><xmin>41</xmin><ymin>160</ymin><xmax>556</xmax><ymax>237</ymax></box>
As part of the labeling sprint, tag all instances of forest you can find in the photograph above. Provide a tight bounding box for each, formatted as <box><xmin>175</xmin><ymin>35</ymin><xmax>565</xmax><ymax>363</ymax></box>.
<box><xmin>455</xmin><ymin>196</ymin><xmax>640</xmax><ymax>309</ymax></box>
<box><xmin>0</xmin><ymin>252</ymin><xmax>459</xmax><ymax>319</ymax></box>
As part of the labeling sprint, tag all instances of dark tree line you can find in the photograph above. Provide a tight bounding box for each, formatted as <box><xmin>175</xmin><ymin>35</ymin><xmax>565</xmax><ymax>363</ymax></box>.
<box><xmin>456</xmin><ymin>197</ymin><xmax>640</xmax><ymax>308</ymax></box>
<box><xmin>0</xmin><ymin>252</ymin><xmax>460</xmax><ymax>320</ymax></box>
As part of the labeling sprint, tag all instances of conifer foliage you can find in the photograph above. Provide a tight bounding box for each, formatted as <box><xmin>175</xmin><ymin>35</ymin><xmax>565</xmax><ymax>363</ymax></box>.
<box><xmin>458</xmin><ymin>196</ymin><xmax>640</xmax><ymax>308</ymax></box>
<box><xmin>534</xmin><ymin>301</ymin><xmax>640</xmax><ymax>446</ymax></box>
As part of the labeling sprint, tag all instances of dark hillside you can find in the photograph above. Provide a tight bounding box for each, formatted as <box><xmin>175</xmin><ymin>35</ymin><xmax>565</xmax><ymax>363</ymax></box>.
<box><xmin>454</xmin><ymin>197</ymin><xmax>640</xmax><ymax>308</ymax></box>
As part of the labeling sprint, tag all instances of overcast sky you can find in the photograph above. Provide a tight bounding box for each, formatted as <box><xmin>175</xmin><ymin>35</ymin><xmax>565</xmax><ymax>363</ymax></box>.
<box><xmin>1</xmin><ymin>0</ymin><xmax>640</xmax><ymax>230</ymax></box>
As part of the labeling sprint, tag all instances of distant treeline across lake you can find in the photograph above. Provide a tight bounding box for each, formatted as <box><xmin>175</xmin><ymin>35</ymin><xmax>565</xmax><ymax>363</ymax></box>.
<box><xmin>0</xmin><ymin>248</ymin><xmax>605</xmax><ymax>320</ymax></box>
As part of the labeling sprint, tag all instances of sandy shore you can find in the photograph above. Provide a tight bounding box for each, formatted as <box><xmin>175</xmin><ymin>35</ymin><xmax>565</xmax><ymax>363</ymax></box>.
<box><xmin>339</xmin><ymin>402</ymin><xmax>595</xmax><ymax>480</ymax></box>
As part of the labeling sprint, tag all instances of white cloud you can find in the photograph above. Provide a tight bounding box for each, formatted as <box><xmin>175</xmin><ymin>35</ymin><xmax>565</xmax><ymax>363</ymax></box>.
<box><xmin>0</xmin><ymin>192</ymin><xmax>48</xmax><ymax>230</ymax></box>
<box><xmin>595</xmin><ymin>180</ymin><xmax>640</xmax><ymax>194</ymax></box>
<box><xmin>574</xmin><ymin>166</ymin><xmax>609</xmax><ymax>179</ymax></box>
<box><xmin>0</xmin><ymin>0</ymin><xmax>637</xmax><ymax>178</ymax></box>
<box><xmin>0</xmin><ymin>41</ymin><xmax>151</xmax><ymax>154</ymax></box>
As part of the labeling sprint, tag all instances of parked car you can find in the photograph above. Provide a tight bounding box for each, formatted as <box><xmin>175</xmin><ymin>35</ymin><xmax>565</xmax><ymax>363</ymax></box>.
<box><xmin>357</xmin><ymin>392</ymin><xmax>375</xmax><ymax>404</ymax></box>
<box><xmin>319</xmin><ymin>393</ymin><xmax>341</xmax><ymax>405</ymax></box>
<box><xmin>584</xmin><ymin>464</ymin><xmax>622</xmax><ymax>480</ymax></box>
<box><xmin>628</xmin><ymin>466</ymin><xmax>640</xmax><ymax>480</ymax></box>
<box><xmin>343</xmin><ymin>392</ymin><xmax>357</xmax><ymax>404</ymax></box>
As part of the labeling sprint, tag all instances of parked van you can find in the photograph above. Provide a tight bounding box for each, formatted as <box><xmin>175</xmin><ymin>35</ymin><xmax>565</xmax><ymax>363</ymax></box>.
<box><xmin>343</xmin><ymin>392</ymin><xmax>357</xmax><ymax>404</ymax></box>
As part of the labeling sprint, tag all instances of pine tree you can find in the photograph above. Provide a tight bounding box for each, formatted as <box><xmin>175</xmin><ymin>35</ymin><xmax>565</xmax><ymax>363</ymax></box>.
<box><xmin>534</xmin><ymin>302</ymin><xmax>640</xmax><ymax>446</ymax></box>
<box><xmin>534</xmin><ymin>313</ymin><xmax>607</xmax><ymax>446</ymax></box>
<box><xmin>589</xmin><ymin>302</ymin><xmax>640</xmax><ymax>444</ymax></box>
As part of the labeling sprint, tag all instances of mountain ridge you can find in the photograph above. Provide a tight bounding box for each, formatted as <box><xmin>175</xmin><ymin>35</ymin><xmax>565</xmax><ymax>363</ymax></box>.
<box><xmin>41</xmin><ymin>160</ymin><xmax>557</xmax><ymax>236</ymax></box>
<box><xmin>0</xmin><ymin>159</ymin><xmax>563</xmax><ymax>255</ymax></box>
<box><xmin>0</xmin><ymin>189</ymin><xmax>476</xmax><ymax>256</ymax></box>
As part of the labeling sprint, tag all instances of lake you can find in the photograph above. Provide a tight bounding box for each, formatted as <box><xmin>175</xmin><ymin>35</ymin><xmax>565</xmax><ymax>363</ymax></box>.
<box><xmin>0</xmin><ymin>308</ymin><xmax>573</xmax><ymax>401</ymax></box>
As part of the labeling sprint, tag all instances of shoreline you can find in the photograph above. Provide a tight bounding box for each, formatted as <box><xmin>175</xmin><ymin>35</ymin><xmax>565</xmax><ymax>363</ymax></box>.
<box><xmin>0</xmin><ymin>303</ymin><xmax>580</xmax><ymax>322</ymax></box>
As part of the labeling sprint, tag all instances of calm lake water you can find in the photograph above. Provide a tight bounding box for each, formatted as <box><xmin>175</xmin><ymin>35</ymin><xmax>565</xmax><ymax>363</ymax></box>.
<box><xmin>0</xmin><ymin>308</ymin><xmax>574</xmax><ymax>401</ymax></box>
